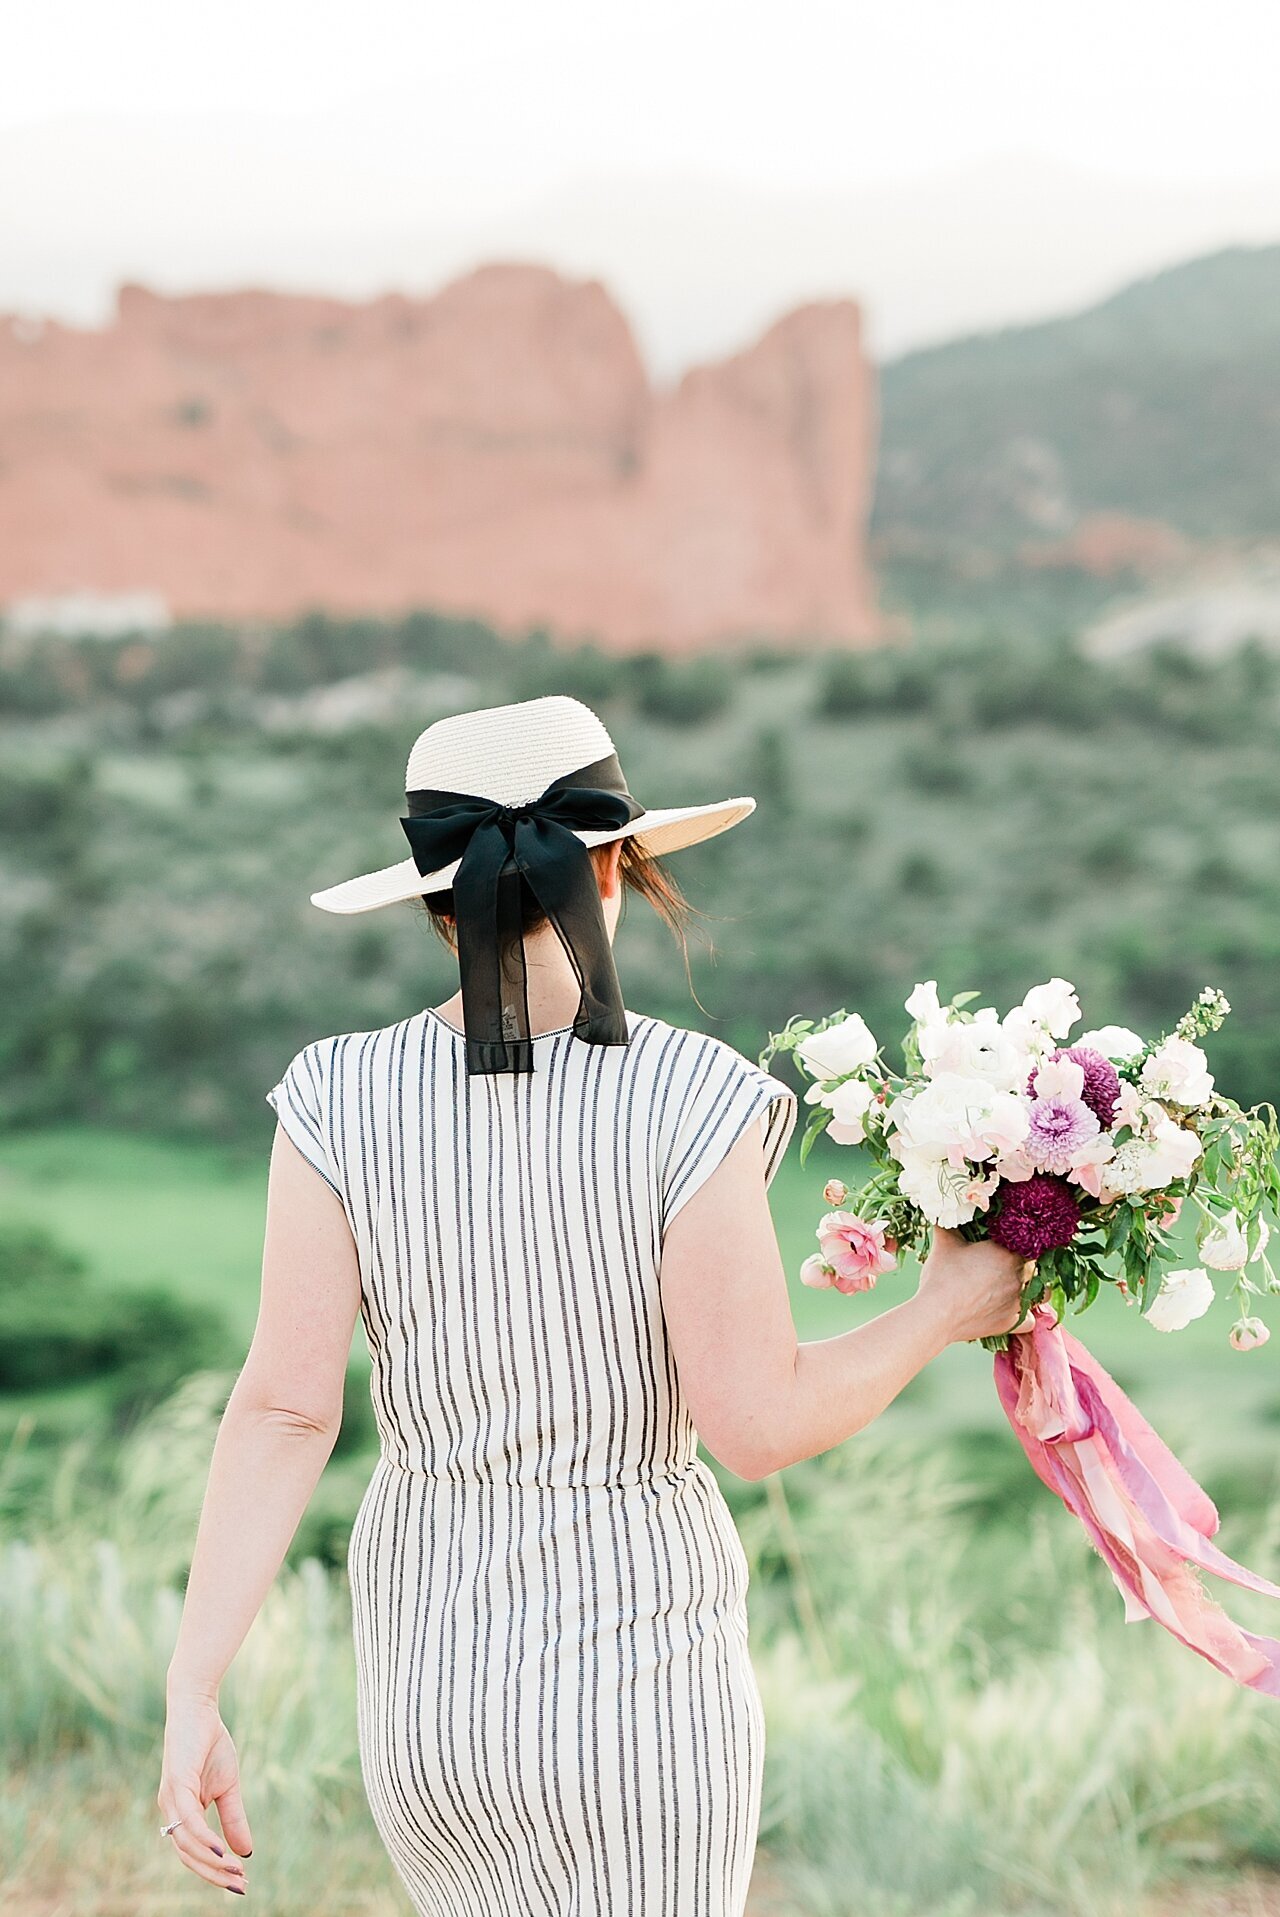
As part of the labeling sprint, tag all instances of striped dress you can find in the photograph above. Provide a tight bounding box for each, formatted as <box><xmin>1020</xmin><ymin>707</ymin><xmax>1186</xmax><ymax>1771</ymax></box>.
<box><xmin>265</xmin><ymin>1004</ymin><xmax>797</xmax><ymax>1917</ymax></box>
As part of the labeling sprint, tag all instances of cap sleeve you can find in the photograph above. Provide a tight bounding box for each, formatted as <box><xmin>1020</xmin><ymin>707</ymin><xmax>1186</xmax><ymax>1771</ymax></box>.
<box><xmin>660</xmin><ymin>1037</ymin><xmax>797</xmax><ymax>1232</ymax></box>
<box><xmin>265</xmin><ymin>1040</ymin><xmax>342</xmax><ymax>1198</ymax></box>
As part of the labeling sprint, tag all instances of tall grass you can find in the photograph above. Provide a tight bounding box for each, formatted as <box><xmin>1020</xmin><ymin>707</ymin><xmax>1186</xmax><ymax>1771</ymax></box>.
<box><xmin>3</xmin><ymin>1375</ymin><xmax>1280</xmax><ymax>1913</ymax></box>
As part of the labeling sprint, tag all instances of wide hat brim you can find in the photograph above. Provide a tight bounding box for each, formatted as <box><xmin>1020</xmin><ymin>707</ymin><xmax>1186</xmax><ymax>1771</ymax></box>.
<box><xmin>310</xmin><ymin>797</ymin><xmax>756</xmax><ymax>915</ymax></box>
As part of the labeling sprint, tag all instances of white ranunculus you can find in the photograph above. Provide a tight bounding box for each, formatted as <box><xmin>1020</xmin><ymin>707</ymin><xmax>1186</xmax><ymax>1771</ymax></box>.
<box><xmin>895</xmin><ymin>1148</ymin><xmax>1000</xmax><ymax>1228</ymax></box>
<box><xmin>1145</xmin><ymin>1266</ymin><xmax>1215</xmax><ymax>1332</ymax></box>
<box><xmin>889</xmin><ymin>1072</ymin><xmax>1029</xmax><ymax>1165</ymax></box>
<box><xmin>825</xmin><ymin>1077</ymin><xmax>876</xmax><ymax>1146</ymax></box>
<box><xmin>905</xmin><ymin>980</ymin><xmax>943</xmax><ymax>1026</ymax></box>
<box><xmin>1140</xmin><ymin>1037</ymin><xmax>1215</xmax><ymax>1110</ymax></box>
<box><xmin>1018</xmin><ymin>977</ymin><xmax>1081</xmax><ymax>1040</ymax></box>
<box><xmin>1078</xmin><ymin>1025</ymin><xmax>1145</xmax><ymax>1061</ymax></box>
<box><xmin>797</xmin><ymin>1013</ymin><xmax>879</xmax><ymax>1081</ymax></box>
<box><xmin>918</xmin><ymin>1007</ymin><xmax>1029</xmax><ymax>1092</ymax></box>
<box><xmin>1200</xmin><ymin>1210</ymin><xmax>1249</xmax><ymax>1271</ymax></box>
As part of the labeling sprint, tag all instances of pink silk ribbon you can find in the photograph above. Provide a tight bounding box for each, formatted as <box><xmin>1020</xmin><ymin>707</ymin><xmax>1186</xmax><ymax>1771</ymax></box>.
<box><xmin>992</xmin><ymin>1303</ymin><xmax>1280</xmax><ymax>1695</ymax></box>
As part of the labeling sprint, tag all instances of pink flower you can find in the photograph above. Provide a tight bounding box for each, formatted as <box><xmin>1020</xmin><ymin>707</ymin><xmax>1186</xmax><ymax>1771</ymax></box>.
<box><xmin>823</xmin><ymin>1179</ymin><xmax>849</xmax><ymax>1206</ymax></box>
<box><xmin>1230</xmin><ymin>1317</ymin><xmax>1271</xmax><ymax>1352</ymax></box>
<box><xmin>1024</xmin><ymin>1093</ymin><xmax>1100</xmax><ymax>1174</ymax></box>
<box><xmin>816</xmin><ymin>1211</ymin><xmax>898</xmax><ymax>1292</ymax></box>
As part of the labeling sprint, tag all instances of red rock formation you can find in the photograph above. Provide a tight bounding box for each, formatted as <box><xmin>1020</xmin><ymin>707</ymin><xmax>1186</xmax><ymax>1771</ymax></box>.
<box><xmin>1020</xmin><ymin>512</ymin><xmax>1188</xmax><ymax>579</ymax></box>
<box><xmin>0</xmin><ymin>264</ymin><xmax>881</xmax><ymax>650</ymax></box>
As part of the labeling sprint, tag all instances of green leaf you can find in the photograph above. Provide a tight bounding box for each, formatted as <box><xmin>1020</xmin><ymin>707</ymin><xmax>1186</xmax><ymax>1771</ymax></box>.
<box><xmin>950</xmin><ymin>990</ymin><xmax>981</xmax><ymax>1009</ymax></box>
<box><xmin>1076</xmin><ymin>1270</ymin><xmax>1102</xmax><ymax>1315</ymax></box>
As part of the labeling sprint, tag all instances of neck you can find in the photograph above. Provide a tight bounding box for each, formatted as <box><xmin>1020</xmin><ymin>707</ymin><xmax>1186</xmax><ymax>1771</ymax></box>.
<box><xmin>434</xmin><ymin>924</ymin><xmax>614</xmax><ymax>1036</ymax></box>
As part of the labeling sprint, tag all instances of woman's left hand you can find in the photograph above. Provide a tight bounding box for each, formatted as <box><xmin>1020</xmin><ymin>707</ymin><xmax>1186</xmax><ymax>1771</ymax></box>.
<box><xmin>157</xmin><ymin>1691</ymin><xmax>253</xmax><ymax>1893</ymax></box>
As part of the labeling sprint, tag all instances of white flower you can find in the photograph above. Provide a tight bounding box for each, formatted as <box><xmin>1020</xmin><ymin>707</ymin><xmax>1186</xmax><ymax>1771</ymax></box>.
<box><xmin>1141</xmin><ymin>1038</ymin><xmax>1215</xmax><ymax>1110</ymax></box>
<box><xmin>889</xmin><ymin>1072</ymin><xmax>1029</xmax><ymax>1165</ymax></box>
<box><xmin>1014</xmin><ymin>978</ymin><xmax>1081</xmax><ymax>1041</ymax></box>
<box><xmin>905</xmin><ymin>980</ymin><xmax>944</xmax><ymax>1026</ymax></box>
<box><xmin>797</xmin><ymin>1013</ymin><xmax>878</xmax><ymax>1081</ymax></box>
<box><xmin>825</xmin><ymin>1077</ymin><xmax>876</xmax><ymax>1146</ymax></box>
<box><xmin>1068</xmin><ymin>1131</ymin><xmax>1118</xmax><ymax>1198</ymax></box>
<box><xmin>1199</xmin><ymin>1210</ymin><xmax>1249</xmax><ymax>1271</ymax></box>
<box><xmin>1230</xmin><ymin>1316</ymin><xmax>1270</xmax><ymax>1351</ymax></box>
<box><xmin>799</xmin><ymin>1254</ymin><xmax>835</xmax><ymax>1289</ymax></box>
<box><xmin>918</xmin><ymin>1008</ymin><xmax>1029</xmax><ymax>1092</ymax></box>
<box><xmin>1104</xmin><ymin>1112</ymin><xmax>1201</xmax><ymax>1195</ymax></box>
<box><xmin>1078</xmin><ymin>1025</ymin><xmax>1145</xmax><ymax>1061</ymax></box>
<box><xmin>1145</xmin><ymin>1266</ymin><xmax>1215</xmax><ymax>1333</ymax></box>
<box><xmin>1031</xmin><ymin>1055</ymin><xmax>1086</xmax><ymax>1103</ymax></box>
<box><xmin>895</xmin><ymin>1149</ymin><xmax>1000</xmax><ymax>1228</ymax></box>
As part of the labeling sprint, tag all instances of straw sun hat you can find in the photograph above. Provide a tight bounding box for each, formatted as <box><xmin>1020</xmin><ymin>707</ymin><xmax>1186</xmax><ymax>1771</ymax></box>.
<box><xmin>309</xmin><ymin>694</ymin><xmax>755</xmax><ymax>915</ymax></box>
<box><xmin>308</xmin><ymin>695</ymin><xmax>757</xmax><ymax>1076</ymax></box>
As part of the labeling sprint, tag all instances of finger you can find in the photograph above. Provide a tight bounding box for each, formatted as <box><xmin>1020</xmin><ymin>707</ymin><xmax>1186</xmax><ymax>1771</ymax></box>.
<box><xmin>171</xmin><ymin>1824</ymin><xmax>248</xmax><ymax>1891</ymax></box>
<box><xmin>164</xmin><ymin>1784</ymin><xmax>247</xmax><ymax>1886</ymax></box>
<box><xmin>214</xmin><ymin>1776</ymin><xmax>254</xmax><ymax>1857</ymax></box>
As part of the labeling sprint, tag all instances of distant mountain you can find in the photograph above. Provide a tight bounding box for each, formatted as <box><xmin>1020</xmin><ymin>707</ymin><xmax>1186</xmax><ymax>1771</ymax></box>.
<box><xmin>874</xmin><ymin>245</ymin><xmax>1280</xmax><ymax>563</ymax></box>
<box><xmin>0</xmin><ymin>267</ymin><xmax>880</xmax><ymax>651</ymax></box>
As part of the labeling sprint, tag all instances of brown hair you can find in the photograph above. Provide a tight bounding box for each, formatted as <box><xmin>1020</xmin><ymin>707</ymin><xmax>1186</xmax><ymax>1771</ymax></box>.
<box><xmin>412</xmin><ymin>835</ymin><xmax>698</xmax><ymax>975</ymax></box>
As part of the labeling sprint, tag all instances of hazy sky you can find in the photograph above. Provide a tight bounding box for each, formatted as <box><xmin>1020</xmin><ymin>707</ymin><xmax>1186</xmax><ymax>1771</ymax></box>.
<box><xmin>4</xmin><ymin>0</ymin><xmax>1279</xmax><ymax>369</ymax></box>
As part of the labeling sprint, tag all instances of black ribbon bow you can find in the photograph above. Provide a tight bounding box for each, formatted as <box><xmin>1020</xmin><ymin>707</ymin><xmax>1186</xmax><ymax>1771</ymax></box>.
<box><xmin>399</xmin><ymin>753</ymin><xmax>645</xmax><ymax>1075</ymax></box>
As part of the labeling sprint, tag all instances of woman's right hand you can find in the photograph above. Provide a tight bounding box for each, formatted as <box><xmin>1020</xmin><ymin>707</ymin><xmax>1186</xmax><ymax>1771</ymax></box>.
<box><xmin>916</xmin><ymin>1226</ymin><xmax>1035</xmax><ymax>1343</ymax></box>
<box><xmin>157</xmin><ymin>1691</ymin><xmax>252</xmax><ymax>1895</ymax></box>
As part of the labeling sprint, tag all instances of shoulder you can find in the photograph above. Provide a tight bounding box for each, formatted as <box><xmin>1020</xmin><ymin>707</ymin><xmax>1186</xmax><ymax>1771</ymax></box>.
<box><xmin>626</xmin><ymin>1013</ymin><xmax>798</xmax><ymax>1225</ymax></box>
<box><xmin>626</xmin><ymin>1010</ymin><xmax>791</xmax><ymax>1099</ymax></box>
<box><xmin>266</xmin><ymin>1011</ymin><xmax>426</xmax><ymax>1132</ymax></box>
<box><xmin>288</xmin><ymin>1010</ymin><xmax>429</xmax><ymax>1077</ymax></box>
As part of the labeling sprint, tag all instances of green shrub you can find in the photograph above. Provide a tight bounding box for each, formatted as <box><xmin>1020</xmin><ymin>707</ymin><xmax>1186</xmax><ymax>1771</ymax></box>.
<box><xmin>0</xmin><ymin>1223</ymin><xmax>233</xmax><ymax>1412</ymax></box>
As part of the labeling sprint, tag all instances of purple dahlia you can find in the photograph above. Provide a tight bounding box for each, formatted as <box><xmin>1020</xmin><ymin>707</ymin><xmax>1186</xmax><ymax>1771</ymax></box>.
<box><xmin>1029</xmin><ymin>1045</ymin><xmax>1121</xmax><ymax>1129</ymax></box>
<box><xmin>989</xmin><ymin>1174</ymin><xmax>1082</xmax><ymax>1258</ymax></box>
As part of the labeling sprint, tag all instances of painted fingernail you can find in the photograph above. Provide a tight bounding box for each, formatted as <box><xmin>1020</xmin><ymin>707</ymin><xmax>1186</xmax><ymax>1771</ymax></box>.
<box><xmin>212</xmin><ymin>1845</ymin><xmax>224</xmax><ymax>1857</ymax></box>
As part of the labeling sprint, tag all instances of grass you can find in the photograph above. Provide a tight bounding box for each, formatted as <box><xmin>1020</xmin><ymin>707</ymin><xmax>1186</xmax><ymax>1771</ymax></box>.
<box><xmin>4</xmin><ymin>1376</ymin><xmax>1280</xmax><ymax>1915</ymax></box>
<box><xmin>2</xmin><ymin>1122</ymin><xmax>1280</xmax><ymax>1912</ymax></box>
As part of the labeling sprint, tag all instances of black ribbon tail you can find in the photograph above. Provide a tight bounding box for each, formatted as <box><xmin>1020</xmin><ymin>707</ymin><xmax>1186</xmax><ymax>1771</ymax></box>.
<box><xmin>452</xmin><ymin>819</ymin><xmax>537</xmax><ymax>1075</ymax></box>
<box><xmin>515</xmin><ymin>815</ymin><xmax>630</xmax><ymax>1052</ymax></box>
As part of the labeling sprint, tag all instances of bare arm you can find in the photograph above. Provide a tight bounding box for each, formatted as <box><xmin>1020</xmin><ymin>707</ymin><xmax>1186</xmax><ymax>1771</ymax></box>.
<box><xmin>157</xmin><ymin>1126</ymin><xmax>361</xmax><ymax>1891</ymax></box>
<box><xmin>659</xmin><ymin>1119</ymin><xmax>1029</xmax><ymax>1481</ymax></box>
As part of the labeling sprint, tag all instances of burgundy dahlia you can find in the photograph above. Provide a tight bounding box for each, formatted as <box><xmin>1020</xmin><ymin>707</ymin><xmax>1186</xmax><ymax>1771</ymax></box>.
<box><xmin>989</xmin><ymin>1174</ymin><xmax>1082</xmax><ymax>1258</ymax></box>
<box><xmin>1028</xmin><ymin>1045</ymin><xmax>1121</xmax><ymax>1128</ymax></box>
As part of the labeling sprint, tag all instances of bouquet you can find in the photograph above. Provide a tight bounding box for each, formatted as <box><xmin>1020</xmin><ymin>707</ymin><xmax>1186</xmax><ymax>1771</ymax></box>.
<box><xmin>762</xmin><ymin>981</ymin><xmax>1280</xmax><ymax>1696</ymax></box>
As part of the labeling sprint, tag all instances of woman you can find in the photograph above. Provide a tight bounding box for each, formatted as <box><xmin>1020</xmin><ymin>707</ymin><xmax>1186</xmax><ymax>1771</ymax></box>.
<box><xmin>157</xmin><ymin>693</ymin><xmax>1029</xmax><ymax>1914</ymax></box>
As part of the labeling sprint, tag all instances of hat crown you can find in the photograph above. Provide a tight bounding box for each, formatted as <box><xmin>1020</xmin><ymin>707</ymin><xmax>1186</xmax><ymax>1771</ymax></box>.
<box><xmin>404</xmin><ymin>696</ymin><xmax>618</xmax><ymax>806</ymax></box>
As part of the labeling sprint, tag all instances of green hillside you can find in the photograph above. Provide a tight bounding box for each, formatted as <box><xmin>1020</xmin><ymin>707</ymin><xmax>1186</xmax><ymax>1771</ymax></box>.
<box><xmin>874</xmin><ymin>244</ymin><xmax>1280</xmax><ymax>568</ymax></box>
<box><xmin>3</xmin><ymin>613</ymin><xmax>1280</xmax><ymax>1142</ymax></box>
